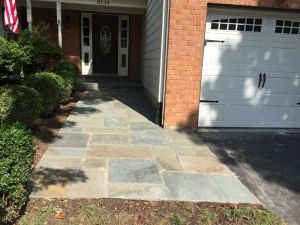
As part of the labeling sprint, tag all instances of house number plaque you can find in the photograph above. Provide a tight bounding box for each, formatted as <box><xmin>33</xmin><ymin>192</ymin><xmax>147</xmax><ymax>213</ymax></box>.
<box><xmin>97</xmin><ymin>0</ymin><xmax>110</xmax><ymax>5</ymax></box>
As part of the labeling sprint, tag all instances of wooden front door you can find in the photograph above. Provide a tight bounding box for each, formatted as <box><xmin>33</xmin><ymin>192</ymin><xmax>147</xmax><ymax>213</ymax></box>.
<box><xmin>92</xmin><ymin>15</ymin><xmax>118</xmax><ymax>75</ymax></box>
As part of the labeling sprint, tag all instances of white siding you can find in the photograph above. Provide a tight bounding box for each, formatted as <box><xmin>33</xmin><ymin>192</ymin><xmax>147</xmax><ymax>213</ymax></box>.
<box><xmin>141</xmin><ymin>0</ymin><xmax>163</xmax><ymax>104</ymax></box>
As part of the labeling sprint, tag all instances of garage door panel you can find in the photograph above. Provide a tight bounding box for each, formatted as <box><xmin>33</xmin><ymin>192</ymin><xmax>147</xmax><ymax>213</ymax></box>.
<box><xmin>201</xmin><ymin>75</ymin><xmax>228</xmax><ymax>94</ymax></box>
<box><xmin>289</xmin><ymin>107</ymin><xmax>300</xmax><ymax>123</ymax></box>
<box><xmin>262</xmin><ymin>94</ymin><xmax>288</xmax><ymax>106</ymax></box>
<box><xmin>262</xmin><ymin>77</ymin><xmax>290</xmax><ymax>95</ymax></box>
<box><xmin>263</xmin><ymin>47</ymin><xmax>296</xmax><ymax>66</ymax></box>
<box><xmin>227</xmin><ymin>105</ymin><xmax>263</xmax><ymax>124</ymax></box>
<box><xmin>198</xmin><ymin>104</ymin><xmax>228</xmax><ymax>127</ymax></box>
<box><xmin>229</xmin><ymin>76</ymin><xmax>259</xmax><ymax>97</ymax></box>
<box><xmin>263</xmin><ymin>106</ymin><xmax>289</xmax><ymax>123</ymax></box>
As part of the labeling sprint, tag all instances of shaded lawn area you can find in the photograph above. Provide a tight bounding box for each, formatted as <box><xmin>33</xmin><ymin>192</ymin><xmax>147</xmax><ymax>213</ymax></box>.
<box><xmin>17</xmin><ymin>199</ymin><xmax>285</xmax><ymax>225</ymax></box>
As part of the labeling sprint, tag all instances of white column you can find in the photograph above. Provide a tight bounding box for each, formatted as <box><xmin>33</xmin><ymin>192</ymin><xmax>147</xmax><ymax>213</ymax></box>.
<box><xmin>26</xmin><ymin>0</ymin><xmax>32</xmax><ymax>30</ymax></box>
<box><xmin>56</xmin><ymin>1</ymin><xmax>62</xmax><ymax>48</ymax></box>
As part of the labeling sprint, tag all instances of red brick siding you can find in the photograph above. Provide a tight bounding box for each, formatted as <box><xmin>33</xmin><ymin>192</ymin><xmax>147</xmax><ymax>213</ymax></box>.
<box><xmin>164</xmin><ymin>0</ymin><xmax>300</xmax><ymax>130</ymax></box>
<box><xmin>32</xmin><ymin>8</ymin><xmax>81</xmax><ymax>71</ymax></box>
<box><xmin>129</xmin><ymin>15</ymin><xmax>143</xmax><ymax>80</ymax></box>
<box><xmin>61</xmin><ymin>10</ymin><xmax>81</xmax><ymax>70</ymax></box>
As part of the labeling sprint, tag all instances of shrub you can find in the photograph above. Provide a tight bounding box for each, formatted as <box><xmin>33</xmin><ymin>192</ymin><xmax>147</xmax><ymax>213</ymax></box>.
<box><xmin>0</xmin><ymin>123</ymin><xmax>34</xmax><ymax>223</ymax></box>
<box><xmin>52</xmin><ymin>61</ymin><xmax>78</xmax><ymax>88</ymax></box>
<box><xmin>23</xmin><ymin>72</ymin><xmax>61</xmax><ymax>115</ymax></box>
<box><xmin>0</xmin><ymin>85</ymin><xmax>40</xmax><ymax>127</ymax></box>
<box><xmin>18</xmin><ymin>22</ymin><xmax>64</xmax><ymax>73</ymax></box>
<box><xmin>0</xmin><ymin>37</ymin><xmax>30</xmax><ymax>78</ymax></box>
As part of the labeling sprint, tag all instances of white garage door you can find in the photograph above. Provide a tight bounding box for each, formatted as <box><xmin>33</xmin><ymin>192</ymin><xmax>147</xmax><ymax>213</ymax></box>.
<box><xmin>199</xmin><ymin>8</ymin><xmax>300</xmax><ymax>128</ymax></box>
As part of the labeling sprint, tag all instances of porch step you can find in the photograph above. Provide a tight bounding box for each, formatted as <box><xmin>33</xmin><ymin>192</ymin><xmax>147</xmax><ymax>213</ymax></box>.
<box><xmin>77</xmin><ymin>75</ymin><xmax>143</xmax><ymax>91</ymax></box>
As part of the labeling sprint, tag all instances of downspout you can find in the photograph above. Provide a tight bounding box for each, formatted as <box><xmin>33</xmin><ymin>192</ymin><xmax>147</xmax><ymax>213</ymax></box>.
<box><xmin>156</xmin><ymin>0</ymin><xmax>170</xmax><ymax>126</ymax></box>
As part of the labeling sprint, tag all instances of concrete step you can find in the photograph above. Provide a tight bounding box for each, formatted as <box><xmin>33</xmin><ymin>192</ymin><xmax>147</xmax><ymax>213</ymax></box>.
<box><xmin>77</xmin><ymin>75</ymin><xmax>143</xmax><ymax>91</ymax></box>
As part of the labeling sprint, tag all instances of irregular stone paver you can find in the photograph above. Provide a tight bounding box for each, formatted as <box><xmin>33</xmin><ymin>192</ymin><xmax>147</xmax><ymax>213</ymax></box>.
<box><xmin>90</xmin><ymin>134</ymin><xmax>128</xmax><ymax>145</ymax></box>
<box><xmin>162</xmin><ymin>172</ymin><xmax>227</xmax><ymax>202</ymax></box>
<box><xmin>30</xmin><ymin>85</ymin><xmax>259</xmax><ymax>204</ymax></box>
<box><xmin>212</xmin><ymin>175</ymin><xmax>259</xmax><ymax>204</ymax></box>
<box><xmin>68</xmin><ymin>169</ymin><xmax>107</xmax><ymax>198</ymax></box>
<box><xmin>130</xmin><ymin>123</ymin><xmax>169</xmax><ymax>145</ymax></box>
<box><xmin>108</xmin><ymin>184</ymin><xmax>173</xmax><ymax>200</ymax></box>
<box><xmin>104</xmin><ymin>117</ymin><xmax>128</xmax><ymax>128</ymax></box>
<box><xmin>52</xmin><ymin>133</ymin><xmax>90</xmax><ymax>148</ymax></box>
<box><xmin>109</xmin><ymin>159</ymin><xmax>161</xmax><ymax>184</ymax></box>
<box><xmin>87</xmin><ymin>145</ymin><xmax>153</xmax><ymax>158</ymax></box>
<box><xmin>178</xmin><ymin>156</ymin><xmax>233</xmax><ymax>175</ymax></box>
<box><xmin>44</xmin><ymin>147</ymin><xmax>86</xmax><ymax>158</ymax></box>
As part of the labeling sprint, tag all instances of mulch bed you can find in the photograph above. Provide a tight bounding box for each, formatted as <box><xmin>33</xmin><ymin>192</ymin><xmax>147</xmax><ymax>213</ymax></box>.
<box><xmin>32</xmin><ymin>90</ymin><xmax>85</xmax><ymax>167</ymax></box>
<box><xmin>17</xmin><ymin>198</ymin><xmax>268</xmax><ymax>225</ymax></box>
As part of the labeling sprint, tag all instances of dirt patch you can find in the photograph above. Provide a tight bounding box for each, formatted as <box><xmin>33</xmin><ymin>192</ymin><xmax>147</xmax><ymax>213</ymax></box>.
<box><xmin>17</xmin><ymin>199</ymin><xmax>285</xmax><ymax>225</ymax></box>
<box><xmin>32</xmin><ymin>90</ymin><xmax>84</xmax><ymax>167</ymax></box>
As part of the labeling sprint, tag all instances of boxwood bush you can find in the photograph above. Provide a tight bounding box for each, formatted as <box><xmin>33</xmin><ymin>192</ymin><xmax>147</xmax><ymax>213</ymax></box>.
<box><xmin>0</xmin><ymin>123</ymin><xmax>34</xmax><ymax>223</ymax></box>
<box><xmin>0</xmin><ymin>85</ymin><xmax>40</xmax><ymax>127</ymax></box>
<box><xmin>52</xmin><ymin>61</ymin><xmax>78</xmax><ymax>88</ymax></box>
<box><xmin>23</xmin><ymin>72</ymin><xmax>62</xmax><ymax>115</ymax></box>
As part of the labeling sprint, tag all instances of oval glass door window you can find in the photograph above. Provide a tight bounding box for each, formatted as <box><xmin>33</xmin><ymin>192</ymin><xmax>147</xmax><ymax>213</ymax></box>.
<box><xmin>100</xmin><ymin>25</ymin><xmax>111</xmax><ymax>54</ymax></box>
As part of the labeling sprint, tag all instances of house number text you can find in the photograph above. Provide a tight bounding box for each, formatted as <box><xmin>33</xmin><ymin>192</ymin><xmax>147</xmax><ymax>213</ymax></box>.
<box><xmin>97</xmin><ymin>0</ymin><xmax>110</xmax><ymax>5</ymax></box>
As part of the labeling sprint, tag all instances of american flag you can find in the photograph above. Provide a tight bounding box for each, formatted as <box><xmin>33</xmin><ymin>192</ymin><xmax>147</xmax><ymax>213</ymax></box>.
<box><xmin>3</xmin><ymin>0</ymin><xmax>19</xmax><ymax>34</ymax></box>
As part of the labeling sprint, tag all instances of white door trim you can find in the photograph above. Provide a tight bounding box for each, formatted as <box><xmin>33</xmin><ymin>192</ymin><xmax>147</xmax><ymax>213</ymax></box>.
<box><xmin>118</xmin><ymin>15</ymin><xmax>129</xmax><ymax>76</ymax></box>
<box><xmin>81</xmin><ymin>13</ymin><xmax>93</xmax><ymax>75</ymax></box>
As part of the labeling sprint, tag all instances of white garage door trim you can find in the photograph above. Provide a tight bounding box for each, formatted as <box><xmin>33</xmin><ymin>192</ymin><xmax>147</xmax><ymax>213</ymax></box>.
<box><xmin>199</xmin><ymin>8</ymin><xmax>300</xmax><ymax>128</ymax></box>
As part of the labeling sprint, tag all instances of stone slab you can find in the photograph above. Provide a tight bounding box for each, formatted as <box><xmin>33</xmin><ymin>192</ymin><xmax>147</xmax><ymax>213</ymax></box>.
<box><xmin>130</xmin><ymin>124</ymin><xmax>169</xmax><ymax>145</ymax></box>
<box><xmin>44</xmin><ymin>147</ymin><xmax>86</xmax><ymax>158</ymax></box>
<box><xmin>86</xmin><ymin>145</ymin><xmax>153</xmax><ymax>159</ymax></box>
<box><xmin>108</xmin><ymin>184</ymin><xmax>173</xmax><ymax>200</ymax></box>
<box><xmin>178</xmin><ymin>156</ymin><xmax>233</xmax><ymax>175</ymax></box>
<box><xmin>37</xmin><ymin>157</ymin><xmax>83</xmax><ymax>169</ymax></box>
<box><xmin>68</xmin><ymin>169</ymin><xmax>107</xmax><ymax>198</ymax></box>
<box><xmin>152</xmin><ymin>147</ymin><xmax>182</xmax><ymax>171</ymax></box>
<box><xmin>90</xmin><ymin>134</ymin><xmax>128</xmax><ymax>145</ymax></box>
<box><xmin>52</xmin><ymin>133</ymin><xmax>90</xmax><ymax>148</ymax></box>
<box><xmin>104</xmin><ymin>117</ymin><xmax>129</xmax><ymax>128</ymax></box>
<box><xmin>109</xmin><ymin>159</ymin><xmax>161</xmax><ymax>184</ymax></box>
<box><xmin>83</xmin><ymin>127</ymin><xmax>128</xmax><ymax>134</ymax></box>
<box><xmin>58</xmin><ymin>127</ymin><xmax>83</xmax><ymax>134</ymax></box>
<box><xmin>212</xmin><ymin>175</ymin><xmax>259</xmax><ymax>204</ymax></box>
<box><xmin>162</xmin><ymin>172</ymin><xmax>227</xmax><ymax>202</ymax></box>
<box><xmin>30</xmin><ymin>168</ymin><xmax>88</xmax><ymax>198</ymax></box>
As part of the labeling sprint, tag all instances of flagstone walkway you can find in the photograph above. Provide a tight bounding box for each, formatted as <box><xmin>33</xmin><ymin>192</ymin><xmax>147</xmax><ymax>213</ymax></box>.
<box><xmin>30</xmin><ymin>87</ymin><xmax>258</xmax><ymax>204</ymax></box>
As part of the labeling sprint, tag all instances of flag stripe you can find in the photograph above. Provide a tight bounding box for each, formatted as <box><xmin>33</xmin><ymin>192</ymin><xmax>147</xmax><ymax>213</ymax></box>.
<box><xmin>3</xmin><ymin>0</ymin><xmax>19</xmax><ymax>34</ymax></box>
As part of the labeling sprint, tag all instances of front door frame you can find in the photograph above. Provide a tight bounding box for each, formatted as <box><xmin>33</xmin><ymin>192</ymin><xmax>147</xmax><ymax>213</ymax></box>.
<box><xmin>81</xmin><ymin>12</ymin><xmax>129</xmax><ymax>76</ymax></box>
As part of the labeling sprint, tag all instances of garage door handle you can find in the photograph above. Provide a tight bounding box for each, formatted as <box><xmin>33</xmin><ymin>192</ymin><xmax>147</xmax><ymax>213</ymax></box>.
<box><xmin>200</xmin><ymin>100</ymin><xmax>219</xmax><ymax>103</ymax></box>
<box><xmin>258</xmin><ymin>73</ymin><xmax>262</xmax><ymax>88</ymax></box>
<box><xmin>297</xmin><ymin>102</ymin><xmax>300</xmax><ymax>105</ymax></box>
<box><xmin>262</xmin><ymin>73</ymin><xmax>267</xmax><ymax>88</ymax></box>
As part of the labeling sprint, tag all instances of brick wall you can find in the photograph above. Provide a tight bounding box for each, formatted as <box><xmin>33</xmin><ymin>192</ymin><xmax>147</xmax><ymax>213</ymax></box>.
<box><xmin>129</xmin><ymin>15</ymin><xmax>143</xmax><ymax>80</ymax></box>
<box><xmin>163</xmin><ymin>0</ymin><xmax>300</xmax><ymax>130</ymax></box>
<box><xmin>33</xmin><ymin>8</ymin><xmax>81</xmax><ymax>71</ymax></box>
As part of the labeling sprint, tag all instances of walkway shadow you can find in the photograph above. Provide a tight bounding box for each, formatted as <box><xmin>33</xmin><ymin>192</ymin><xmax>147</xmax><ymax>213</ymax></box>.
<box><xmin>29</xmin><ymin>167</ymin><xmax>88</xmax><ymax>193</ymax></box>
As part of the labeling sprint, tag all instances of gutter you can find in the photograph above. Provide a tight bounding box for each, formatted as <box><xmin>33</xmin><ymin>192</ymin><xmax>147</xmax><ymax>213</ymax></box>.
<box><xmin>156</xmin><ymin>0</ymin><xmax>170</xmax><ymax>126</ymax></box>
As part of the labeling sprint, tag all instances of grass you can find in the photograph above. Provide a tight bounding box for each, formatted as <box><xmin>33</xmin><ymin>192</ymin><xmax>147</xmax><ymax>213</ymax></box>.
<box><xmin>222</xmin><ymin>207</ymin><xmax>285</xmax><ymax>225</ymax></box>
<box><xmin>19</xmin><ymin>206</ymin><xmax>55</xmax><ymax>225</ymax></box>
<box><xmin>75</xmin><ymin>203</ymin><xmax>108</xmax><ymax>225</ymax></box>
<box><xmin>17</xmin><ymin>199</ymin><xmax>286</xmax><ymax>225</ymax></box>
<box><xmin>199</xmin><ymin>209</ymin><xmax>218</xmax><ymax>225</ymax></box>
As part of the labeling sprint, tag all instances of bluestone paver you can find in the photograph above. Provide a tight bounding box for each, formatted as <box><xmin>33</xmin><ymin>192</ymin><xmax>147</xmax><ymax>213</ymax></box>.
<box><xmin>162</xmin><ymin>172</ymin><xmax>227</xmax><ymax>202</ymax></box>
<box><xmin>109</xmin><ymin>159</ymin><xmax>161</xmax><ymax>184</ymax></box>
<box><xmin>52</xmin><ymin>133</ymin><xmax>90</xmax><ymax>148</ymax></box>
